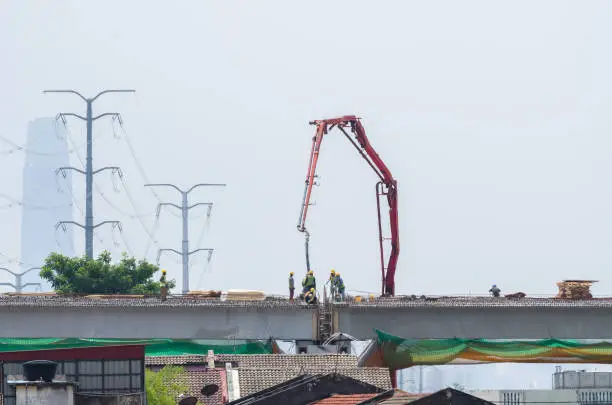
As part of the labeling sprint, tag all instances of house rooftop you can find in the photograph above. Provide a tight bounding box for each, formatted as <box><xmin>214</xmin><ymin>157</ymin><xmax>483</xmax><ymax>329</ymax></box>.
<box><xmin>146</xmin><ymin>354</ymin><xmax>392</xmax><ymax>398</ymax></box>
<box><xmin>312</xmin><ymin>393</ymin><xmax>380</xmax><ymax>404</ymax></box>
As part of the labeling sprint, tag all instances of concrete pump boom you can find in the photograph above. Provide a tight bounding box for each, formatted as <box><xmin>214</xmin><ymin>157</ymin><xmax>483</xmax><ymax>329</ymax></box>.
<box><xmin>297</xmin><ymin>116</ymin><xmax>399</xmax><ymax>296</ymax></box>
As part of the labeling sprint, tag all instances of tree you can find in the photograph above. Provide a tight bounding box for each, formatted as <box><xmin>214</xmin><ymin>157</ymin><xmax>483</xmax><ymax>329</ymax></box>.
<box><xmin>40</xmin><ymin>251</ymin><xmax>176</xmax><ymax>295</ymax></box>
<box><xmin>145</xmin><ymin>365</ymin><xmax>189</xmax><ymax>405</ymax></box>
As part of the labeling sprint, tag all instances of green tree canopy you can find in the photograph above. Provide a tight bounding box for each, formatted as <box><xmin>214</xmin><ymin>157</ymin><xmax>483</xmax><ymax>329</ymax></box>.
<box><xmin>145</xmin><ymin>365</ymin><xmax>189</xmax><ymax>405</ymax></box>
<box><xmin>40</xmin><ymin>251</ymin><xmax>176</xmax><ymax>295</ymax></box>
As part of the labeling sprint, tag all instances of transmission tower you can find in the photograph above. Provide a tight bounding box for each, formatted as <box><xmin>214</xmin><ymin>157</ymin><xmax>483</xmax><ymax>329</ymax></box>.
<box><xmin>0</xmin><ymin>267</ymin><xmax>41</xmax><ymax>292</ymax></box>
<box><xmin>146</xmin><ymin>183</ymin><xmax>225</xmax><ymax>294</ymax></box>
<box><xmin>44</xmin><ymin>89</ymin><xmax>134</xmax><ymax>258</ymax></box>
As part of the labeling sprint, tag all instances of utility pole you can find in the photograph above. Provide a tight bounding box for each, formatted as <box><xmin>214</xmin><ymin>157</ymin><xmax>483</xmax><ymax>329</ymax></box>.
<box><xmin>0</xmin><ymin>267</ymin><xmax>41</xmax><ymax>293</ymax></box>
<box><xmin>146</xmin><ymin>183</ymin><xmax>225</xmax><ymax>294</ymax></box>
<box><xmin>44</xmin><ymin>89</ymin><xmax>134</xmax><ymax>258</ymax></box>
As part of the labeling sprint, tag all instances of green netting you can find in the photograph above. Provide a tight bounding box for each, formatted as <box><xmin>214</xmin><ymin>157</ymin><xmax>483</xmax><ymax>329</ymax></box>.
<box><xmin>0</xmin><ymin>338</ymin><xmax>273</xmax><ymax>356</ymax></box>
<box><xmin>374</xmin><ymin>329</ymin><xmax>612</xmax><ymax>368</ymax></box>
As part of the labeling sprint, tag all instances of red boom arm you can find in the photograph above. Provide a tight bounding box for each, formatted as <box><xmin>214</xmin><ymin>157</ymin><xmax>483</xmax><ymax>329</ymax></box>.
<box><xmin>297</xmin><ymin>116</ymin><xmax>399</xmax><ymax>296</ymax></box>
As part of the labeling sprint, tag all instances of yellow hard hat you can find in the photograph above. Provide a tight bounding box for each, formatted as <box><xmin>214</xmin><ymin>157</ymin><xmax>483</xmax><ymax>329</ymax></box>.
<box><xmin>308</xmin><ymin>270</ymin><xmax>313</xmax><ymax>275</ymax></box>
<box><xmin>310</xmin><ymin>288</ymin><xmax>315</xmax><ymax>292</ymax></box>
<box><xmin>290</xmin><ymin>272</ymin><xmax>294</xmax><ymax>276</ymax></box>
<box><xmin>162</xmin><ymin>269</ymin><xmax>167</xmax><ymax>274</ymax></box>
<box><xmin>330</xmin><ymin>269</ymin><xmax>335</xmax><ymax>274</ymax></box>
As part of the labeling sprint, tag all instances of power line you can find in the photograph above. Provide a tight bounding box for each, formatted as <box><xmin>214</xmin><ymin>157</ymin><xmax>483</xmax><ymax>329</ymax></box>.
<box><xmin>0</xmin><ymin>130</ymin><xmax>104</xmax><ymax>157</ymax></box>
<box><xmin>0</xmin><ymin>251</ymin><xmax>39</xmax><ymax>268</ymax></box>
<box><xmin>192</xmin><ymin>209</ymin><xmax>213</xmax><ymax>263</ymax></box>
<box><xmin>64</xmin><ymin>117</ymin><xmax>164</xmax><ymax>260</ymax></box>
<box><xmin>112</xmin><ymin>120</ymin><xmax>161</xmax><ymax>202</ymax></box>
<box><xmin>107</xmin><ymin>122</ymin><xmax>170</xmax><ymax>257</ymax></box>
<box><xmin>120</xmin><ymin>176</ymin><xmax>162</xmax><ymax>257</ymax></box>
<box><xmin>0</xmin><ymin>193</ymin><xmax>72</xmax><ymax>211</ymax></box>
<box><xmin>44</xmin><ymin>88</ymin><xmax>134</xmax><ymax>259</ymax></box>
<box><xmin>146</xmin><ymin>183</ymin><xmax>225</xmax><ymax>294</ymax></box>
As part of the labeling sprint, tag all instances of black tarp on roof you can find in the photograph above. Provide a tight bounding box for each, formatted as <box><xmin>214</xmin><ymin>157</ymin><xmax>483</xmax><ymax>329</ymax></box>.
<box><xmin>227</xmin><ymin>372</ymin><xmax>384</xmax><ymax>405</ymax></box>
<box><xmin>357</xmin><ymin>388</ymin><xmax>495</xmax><ymax>405</ymax></box>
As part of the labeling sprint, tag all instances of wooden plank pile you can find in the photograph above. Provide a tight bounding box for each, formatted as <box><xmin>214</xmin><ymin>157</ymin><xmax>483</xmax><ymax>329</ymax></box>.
<box><xmin>556</xmin><ymin>280</ymin><xmax>597</xmax><ymax>300</ymax></box>
<box><xmin>187</xmin><ymin>290</ymin><xmax>222</xmax><ymax>298</ymax></box>
<box><xmin>226</xmin><ymin>289</ymin><xmax>266</xmax><ymax>301</ymax></box>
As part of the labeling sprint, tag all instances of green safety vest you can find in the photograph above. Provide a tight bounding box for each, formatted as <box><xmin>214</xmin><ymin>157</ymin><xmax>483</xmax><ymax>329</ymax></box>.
<box><xmin>306</xmin><ymin>275</ymin><xmax>316</xmax><ymax>289</ymax></box>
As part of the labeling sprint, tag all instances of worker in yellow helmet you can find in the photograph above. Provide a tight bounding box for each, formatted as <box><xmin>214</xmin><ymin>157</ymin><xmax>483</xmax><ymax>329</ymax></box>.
<box><xmin>302</xmin><ymin>270</ymin><xmax>316</xmax><ymax>294</ymax></box>
<box><xmin>335</xmin><ymin>272</ymin><xmax>345</xmax><ymax>301</ymax></box>
<box><xmin>289</xmin><ymin>272</ymin><xmax>295</xmax><ymax>301</ymax></box>
<box><xmin>329</xmin><ymin>269</ymin><xmax>337</xmax><ymax>299</ymax></box>
<box><xmin>305</xmin><ymin>287</ymin><xmax>318</xmax><ymax>304</ymax></box>
<box><xmin>160</xmin><ymin>269</ymin><xmax>167</xmax><ymax>286</ymax></box>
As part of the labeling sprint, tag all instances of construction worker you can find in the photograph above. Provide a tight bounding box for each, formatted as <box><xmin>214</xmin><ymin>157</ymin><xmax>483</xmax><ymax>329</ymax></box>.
<box><xmin>302</xmin><ymin>270</ymin><xmax>316</xmax><ymax>293</ymax></box>
<box><xmin>489</xmin><ymin>284</ymin><xmax>501</xmax><ymax>298</ymax></box>
<box><xmin>305</xmin><ymin>287</ymin><xmax>318</xmax><ymax>305</ymax></box>
<box><xmin>335</xmin><ymin>272</ymin><xmax>345</xmax><ymax>301</ymax></box>
<box><xmin>328</xmin><ymin>269</ymin><xmax>337</xmax><ymax>299</ymax></box>
<box><xmin>289</xmin><ymin>272</ymin><xmax>295</xmax><ymax>301</ymax></box>
<box><xmin>160</xmin><ymin>269</ymin><xmax>167</xmax><ymax>287</ymax></box>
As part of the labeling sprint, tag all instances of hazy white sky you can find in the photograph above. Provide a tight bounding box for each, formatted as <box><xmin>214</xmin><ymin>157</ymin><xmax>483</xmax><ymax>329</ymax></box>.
<box><xmin>1</xmin><ymin>0</ymin><xmax>612</xmax><ymax>299</ymax></box>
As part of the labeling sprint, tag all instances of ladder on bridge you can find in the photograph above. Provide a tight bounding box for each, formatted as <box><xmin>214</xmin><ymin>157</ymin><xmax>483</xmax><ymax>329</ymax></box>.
<box><xmin>319</xmin><ymin>289</ymin><xmax>333</xmax><ymax>341</ymax></box>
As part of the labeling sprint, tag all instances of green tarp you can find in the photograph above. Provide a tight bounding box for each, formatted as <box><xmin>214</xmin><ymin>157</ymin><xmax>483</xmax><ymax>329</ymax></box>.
<box><xmin>0</xmin><ymin>338</ymin><xmax>273</xmax><ymax>356</ymax></box>
<box><xmin>373</xmin><ymin>329</ymin><xmax>612</xmax><ymax>368</ymax></box>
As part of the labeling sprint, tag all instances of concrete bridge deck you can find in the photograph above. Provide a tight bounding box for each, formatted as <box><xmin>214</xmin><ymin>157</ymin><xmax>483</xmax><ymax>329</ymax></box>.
<box><xmin>0</xmin><ymin>295</ymin><xmax>318</xmax><ymax>340</ymax></box>
<box><xmin>3</xmin><ymin>295</ymin><xmax>612</xmax><ymax>340</ymax></box>
<box><xmin>332</xmin><ymin>296</ymin><xmax>612</xmax><ymax>339</ymax></box>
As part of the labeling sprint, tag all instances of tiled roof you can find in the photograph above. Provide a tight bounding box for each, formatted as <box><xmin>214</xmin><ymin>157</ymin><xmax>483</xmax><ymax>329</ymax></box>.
<box><xmin>313</xmin><ymin>393</ymin><xmax>379</xmax><ymax>404</ymax></box>
<box><xmin>222</xmin><ymin>354</ymin><xmax>359</xmax><ymax>369</ymax></box>
<box><xmin>237</xmin><ymin>367</ymin><xmax>391</xmax><ymax>396</ymax></box>
<box><xmin>146</xmin><ymin>355</ymin><xmax>210</xmax><ymax>366</ymax></box>
<box><xmin>146</xmin><ymin>354</ymin><xmax>359</xmax><ymax>369</ymax></box>
<box><xmin>149</xmin><ymin>365</ymin><xmax>225</xmax><ymax>405</ymax></box>
<box><xmin>146</xmin><ymin>354</ymin><xmax>392</xmax><ymax>398</ymax></box>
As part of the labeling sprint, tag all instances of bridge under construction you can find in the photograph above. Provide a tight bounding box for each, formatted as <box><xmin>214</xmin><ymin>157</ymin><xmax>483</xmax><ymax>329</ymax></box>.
<box><xmin>2</xmin><ymin>295</ymin><xmax>612</xmax><ymax>341</ymax></box>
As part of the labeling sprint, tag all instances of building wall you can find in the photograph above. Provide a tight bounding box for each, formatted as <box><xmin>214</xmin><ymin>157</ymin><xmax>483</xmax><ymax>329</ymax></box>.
<box><xmin>0</xmin><ymin>346</ymin><xmax>145</xmax><ymax>405</ymax></box>
<box><xmin>471</xmin><ymin>389</ymin><xmax>612</xmax><ymax>405</ymax></box>
<box><xmin>20</xmin><ymin>117</ymin><xmax>74</xmax><ymax>290</ymax></box>
<box><xmin>15</xmin><ymin>384</ymin><xmax>75</xmax><ymax>405</ymax></box>
<box><xmin>554</xmin><ymin>371</ymin><xmax>612</xmax><ymax>389</ymax></box>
